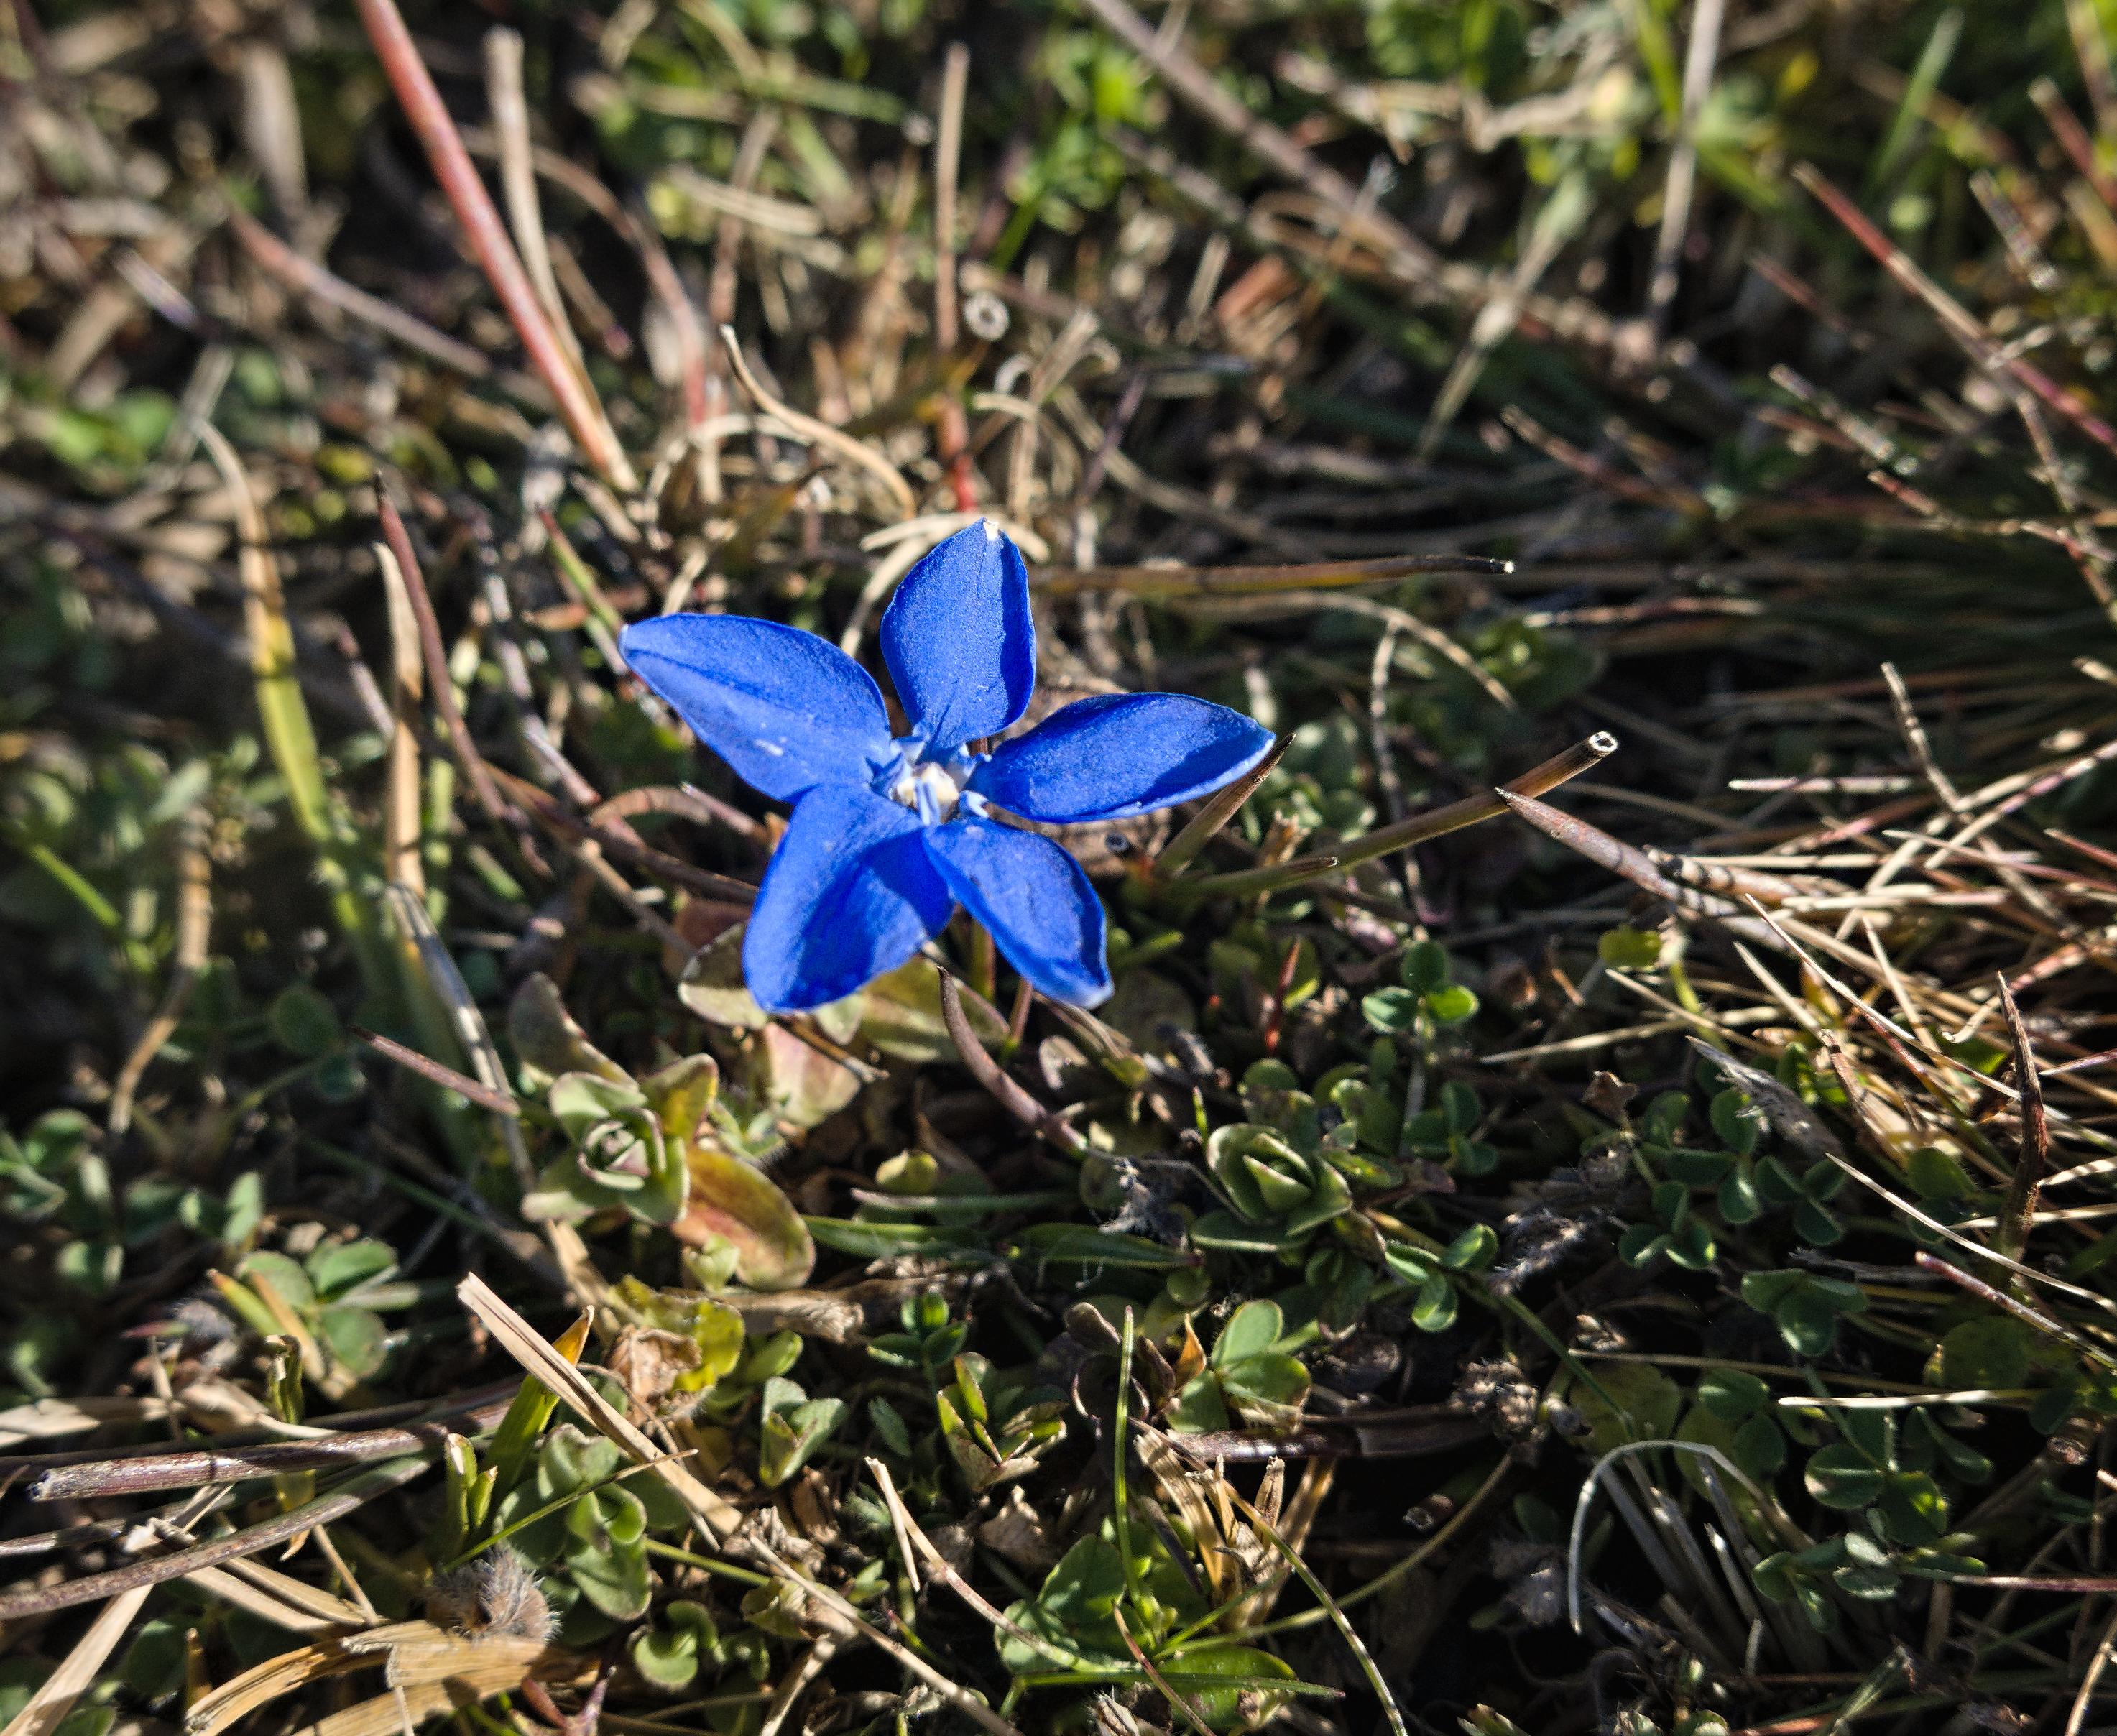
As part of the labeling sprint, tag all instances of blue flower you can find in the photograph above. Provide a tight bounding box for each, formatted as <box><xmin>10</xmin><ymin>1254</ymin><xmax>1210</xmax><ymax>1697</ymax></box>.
<box><xmin>618</xmin><ymin>520</ymin><xmax>1273</xmax><ymax>1013</ymax></box>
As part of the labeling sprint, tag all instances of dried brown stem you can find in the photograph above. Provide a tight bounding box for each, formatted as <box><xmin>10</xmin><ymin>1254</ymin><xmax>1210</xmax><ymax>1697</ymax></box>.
<box><xmin>484</xmin><ymin>764</ymin><xmax>755</xmax><ymax>905</ymax></box>
<box><xmin>1794</xmin><ymin>162</ymin><xmax>2117</xmax><ymax>459</ymax></box>
<box><xmin>1073</xmin><ymin>0</ymin><xmax>1445</xmax><ymax>278</ymax></box>
<box><xmin>350</xmin><ymin>1026</ymin><xmax>520</xmax><ymax>1118</ymax></box>
<box><xmin>716</xmin><ymin>326</ymin><xmax>917</xmax><ymax>520</ymax></box>
<box><xmin>1186</xmin><ymin>731</ymin><xmax>1618</xmax><ymax>897</ymax></box>
<box><xmin>1153</xmin><ymin>735</ymin><xmax>1288</xmax><ymax>878</ymax></box>
<box><xmin>29</xmin><ymin>1396</ymin><xmax>514</xmax><ymax>1502</ymax></box>
<box><xmin>1993</xmin><ymin>978</ymin><xmax>2051</xmax><ymax>1262</ymax></box>
<box><xmin>0</xmin><ymin>1456</ymin><xmax>431</xmax><ymax>1621</ymax></box>
<box><xmin>936</xmin><ymin>971</ymin><xmax>1087</xmax><ymax>1157</ymax></box>
<box><xmin>1912</xmin><ymin>1253</ymin><xmax>2094</xmax><ymax>1362</ymax></box>
<box><xmin>2031</xmin><ymin>76</ymin><xmax>2117</xmax><ymax>214</ymax></box>
<box><xmin>374</xmin><ymin>490</ymin><xmax>543</xmax><ymax>869</ymax></box>
<box><xmin>1496</xmin><ymin>789</ymin><xmax>1692</xmax><ymax>904</ymax></box>
<box><xmin>1033</xmin><ymin>551</ymin><xmax>1513</xmax><ymax>599</ymax></box>
<box><xmin>456</xmin><ymin>1278</ymin><xmax>1024</xmax><ymax>1736</ymax></box>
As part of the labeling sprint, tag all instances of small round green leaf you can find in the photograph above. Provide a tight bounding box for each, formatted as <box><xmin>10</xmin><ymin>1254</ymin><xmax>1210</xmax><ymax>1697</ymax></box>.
<box><xmin>1804</xmin><ymin>1444</ymin><xmax>1884</xmax><ymax>1510</ymax></box>
<box><xmin>268</xmin><ymin>984</ymin><xmax>343</xmax><ymax>1059</ymax></box>
<box><xmin>1597</xmin><ymin>926</ymin><xmax>1664</xmax><ymax>970</ymax></box>
<box><xmin>1424</xmin><ymin>984</ymin><xmax>1480</xmax><ymax>1025</ymax></box>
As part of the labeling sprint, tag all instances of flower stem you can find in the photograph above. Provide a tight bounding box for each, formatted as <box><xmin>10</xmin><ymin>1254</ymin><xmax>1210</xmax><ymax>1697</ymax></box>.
<box><xmin>968</xmin><ymin>917</ymin><xmax>997</xmax><ymax>1003</ymax></box>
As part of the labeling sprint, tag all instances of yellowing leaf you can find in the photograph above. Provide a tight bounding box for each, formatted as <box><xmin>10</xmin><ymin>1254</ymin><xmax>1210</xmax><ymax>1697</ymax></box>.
<box><xmin>641</xmin><ymin>1054</ymin><xmax>719</xmax><ymax>1140</ymax></box>
<box><xmin>672</xmin><ymin>1147</ymin><xmax>814</xmax><ymax>1290</ymax></box>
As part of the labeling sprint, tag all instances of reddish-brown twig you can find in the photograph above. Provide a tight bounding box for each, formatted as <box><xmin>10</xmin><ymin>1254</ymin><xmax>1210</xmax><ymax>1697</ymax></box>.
<box><xmin>351</xmin><ymin>0</ymin><xmax>636</xmax><ymax>489</ymax></box>
<box><xmin>1795</xmin><ymin>162</ymin><xmax>2117</xmax><ymax>459</ymax></box>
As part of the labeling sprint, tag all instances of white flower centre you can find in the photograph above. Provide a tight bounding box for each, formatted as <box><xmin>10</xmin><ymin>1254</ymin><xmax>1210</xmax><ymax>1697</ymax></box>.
<box><xmin>888</xmin><ymin>757</ymin><xmax>966</xmax><ymax>823</ymax></box>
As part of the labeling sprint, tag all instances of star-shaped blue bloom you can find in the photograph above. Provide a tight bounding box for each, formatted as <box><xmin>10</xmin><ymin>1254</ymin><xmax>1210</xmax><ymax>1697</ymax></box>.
<box><xmin>619</xmin><ymin>520</ymin><xmax>1273</xmax><ymax>1013</ymax></box>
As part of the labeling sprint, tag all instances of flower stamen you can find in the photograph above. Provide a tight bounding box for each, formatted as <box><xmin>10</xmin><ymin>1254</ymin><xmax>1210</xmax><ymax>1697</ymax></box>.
<box><xmin>879</xmin><ymin>735</ymin><xmax>981</xmax><ymax>825</ymax></box>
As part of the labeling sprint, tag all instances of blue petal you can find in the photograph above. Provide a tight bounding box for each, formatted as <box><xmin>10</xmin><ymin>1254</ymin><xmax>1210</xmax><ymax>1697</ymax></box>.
<box><xmin>743</xmin><ymin>785</ymin><xmax>954</xmax><ymax>1012</ymax></box>
<box><xmin>880</xmin><ymin>521</ymin><xmax>1035</xmax><ymax>753</ymax></box>
<box><xmin>620</xmin><ymin>614</ymin><xmax>891</xmax><ymax>804</ymax></box>
<box><xmin>923</xmin><ymin>816</ymin><xmax>1110</xmax><ymax>1007</ymax></box>
<box><xmin>969</xmin><ymin>693</ymin><xmax>1275</xmax><ymax>823</ymax></box>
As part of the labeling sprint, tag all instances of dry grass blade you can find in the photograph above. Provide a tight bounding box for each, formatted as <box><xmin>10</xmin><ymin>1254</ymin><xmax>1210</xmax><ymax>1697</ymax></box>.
<box><xmin>1811</xmin><ymin>1038</ymin><xmax>2117</xmax><ymax>1326</ymax></box>
<box><xmin>1911</xmin><ymin>1252</ymin><xmax>2106</xmax><ymax>1365</ymax></box>
<box><xmin>193</xmin><ymin>421</ymin><xmax>389</xmax><ymax>993</ymax></box>
<box><xmin>1233</xmin><ymin>1460</ymin><xmax>1334</xmax><ymax>1628</ymax></box>
<box><xmin>484</xmin><ymin>27</ymin><xmax>585</xmax><ymax>384</ymax></box>
<box><xmin>177</xmin><ymin>1559</ymin><xmax>368</xmax><ymax>1635</ymax></box>
<box><xmin>349</xmin><ymin>1025</ymin><xmax>521</xmax><ymax>1118</ymax></box>
<box><xmin>224</xmin><ymin>207</ymin><xmax>515</xmax><ymax>389</ymax></box>
<box><xmin>1071</xmin><ymin>0</ymin><xmax>1444</xmax><ymax>282</ymax></box>
<box><xmin>755</xmin><ymin>1640</ymin><xmax>836</xmax><ymax>1736</ymax></box>
<box><xmin>863</xmin><ymin>1459</ymin><xmax>1069</xmax><ymax>1663</ymax></box>
<box><xmin>382</xmin><ymin>885</ymin><xmax>543</xmax><ymax>1199</ymax></box>
<box><xmin>374</xmin><ymin>490</ymin><xmax>530</xmax><ymax>854</ymax></box>
<box><xmin>1145</xmin><ymin>1423</ymin><xmax>1408</xmax><ymax>1736</ymax></box>
<box><xmin>1341</xmin><ymin>731</ymin><xmax>1619</xmax><ymax>865</ymax></box>
<box><xmin>1110</xmin><ymin>1606</ymin><xmax>1219</xmax><ymax>1736</ymax></box>
<box><xmin>456</xmin><ymin>1274</ymin><xmax>741</xmax><ymax>1541</ymax></box>
<box><xmin>1994</xmin><ymin>976</ymin><xmax>2051</xmax><ymax>1262</ymax></box>
<box><xmin>192</xmin><ymin>423</ymin><xmax>328</xmax><ymax>849</ymax></box>
<box><xmin>1645</xmin><ymin>0</ymin><xmax>1727</xmax><ymax>336</ymax></box>
<box><xmin>375</xmin><ymin>540</ymin><xmax>424</xmax><ymax>898</ymax></box>
<box><xmin>184</xmin><ymin>1620</ymin><xmax>588</xmax><ymax>1736</ymax></box>
<box><xmin>1567</xmin><ymin>1440</ymin><xmax>1796</xmax><ymax>1637</ymax></box>
<box><xmin>34</xmin><ymin>1427</ymin><xmax>451</xmax><ymax>1502</ymax></box>
<box><xmin>1</xmin><ymin>1396</ymin><xmax>175</xmax><ymax>1450</ymax></box>
<box><xmin>2065</xmin><ymin>1603</ymin><xmax>2117</xmax><ymax>1736</ymax></box>
<box><xmin>456</xmin><ymin>1277</ymin><xmax>1026</xmax><ymax>1736</ymax></box>
<box><xmin>1645</xmin><ymin>849</ymin><xmax>1830</xmax><ymax>908</ymax></box>
<box><xmin>298</xmin><ymin>1674</ymin><xmax>555</xmax><ymax>1736</ymax></box>
<box><xmin>867</xmin><ymin>1456</ymin><xmax>921</xmax><ymax>1595</ymax></box>
<box><xmin>716</xmin><ymin>326</ymin><xmax>917</xmax><ymax>520</ymax></box>
<box><xmin>184</xmin><ymin>1636</ymin><xmax>371</xmax><ymax>1736</ymax></box>
<box><xmin>1496</xmin><ymin>789</ymin><xmax>1696</xmax><ymax>904</ymax></box>
<box><xmin>1174</xmin><ymin>851</ymin><xmax>1343</xmax><ymax>900</ymax></box>
<box><xmin>1794</xmin><ymin>161</ymin><xmax>2117</xmax><ymax>461</ymax></box>
<box><xmin>25</xmin><ymin>1389</ymin><xmax>515</xmax><ymax>1499</ymax></box>
<box><xmin>481</xmin><ymin>765</ymin><xmax>756</xmax><ymax>905</ymax></box>
<box><xmin>1305</xmin><ymin>591</ymin><xmax>1517</xmax><ymax>708</ymax></box>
